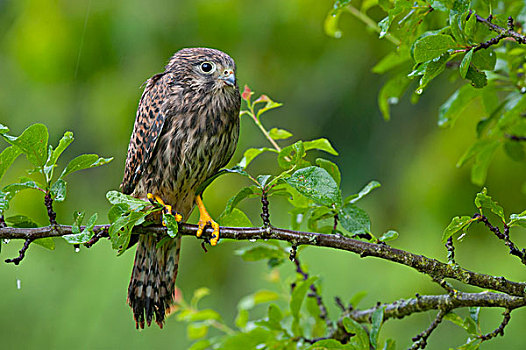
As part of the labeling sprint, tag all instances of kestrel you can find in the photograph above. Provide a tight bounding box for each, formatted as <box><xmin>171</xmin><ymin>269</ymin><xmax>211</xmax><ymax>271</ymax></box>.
<box><xmin>121</xmin><ymin>48</ymin><xmax>241</xmax><ymax>329</ymax></box>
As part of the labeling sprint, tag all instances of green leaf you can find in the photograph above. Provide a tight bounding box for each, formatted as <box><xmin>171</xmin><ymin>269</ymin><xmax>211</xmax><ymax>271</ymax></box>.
<box><xmin>418</xmin><ymin>54</ymin><xmax>449</xmax><ymax>91</ymax></box>
<box><xmin>378</xmin><ymin>74</ymin><xmax>412</xmax><ymax>120</ymax></box>
<box><xmin>470</xmin><ymin>140</ymin><xmax>499</xmax><ymax>185</ymax></box>
<box><xmin>60</xmin><ymin>154</ymin><xmax>113</xmax><ymax>178</ymax></box>
<box><xmin>50</xmin><ymin>179</ymin><xmax>66</xmax><ymax>202</ymax></box>
<box><xmin>465</xmin><ymin>66</ymin><xmax>487</xmax><ymax>88</ymax></box>
<box><xmin>191</xmin><ymin>287</ymin><xmax>210</xmax><ymax>309</ymax></box>
<box><xmin>255</xmin><ymin>304</ymin><xmax>283</xmax><ymax>331</ymax></box>
<box><xmin>324</xmin><ymin>11</ymin><xmax>343</xmax><ymax>39</ymax></box>
<box><xmin>471</xmin><ymin>49</ymin><xmax>496</xmax><ymax>71</ymax></box>
<box><xmin>108</xmin><ymin>210</ymin><xmax>147</xmax><ymax>255</ymax></box>
<box><xmin>266</xmin><ymin>304</ymin><xmax>283</xmax><ymax>330</ymax></box>
<box><xmin>450</xmin><ymin>13</ymin><xmax>467</xmax><ymax>44</ymax></box>
<box><xmin>235</xmin><ymin>244</ymin><xmax>287</xmax><ymax>262</ymax></box>
<box><xmin>504</xmin><ymin>140</ymin><xmax>525</xmax><ymax>161</ymax></box>
<box><xmin>106</xmin><ymin>191</ymin><xmax>150</xmax><ymax>211</ymax></box>
<box><xmin>2</xmin><ymin>124</ymin><xmax>49</xmax><ymax>167</ymax></box>
<box><xmin>286</xmin><ymin>166</ymin><xmax>342</xmax><ymax>207</ymax></box>
<box><xmin>307</xmin><ymin>339</ymin><xmax>350</xmax><ymax>349</ymax></box>
<box><xmin>108</xmin><ymin>203</ymin><xmax>129</xmax><ymax>223</ymax></box>
<box><xmin>254</xmin><ymin>95</ymin><xmax>283</xmax><ymax>119</ymax></box>
<box><xmin>438</xmin><ymin>85</ymin><xmax>480</xmax><ymax>128</ymax></box>
<box><xmin>413</xmin><ymin>34</ymin><xmax>458</xmax><ymax>63</ymax></box>
<box><xmin>383</xmin><ymin>339</ymin><xmax>396</xmax><ymax>350</ymax></box>
<box><xmin>33</xmin><ymin>237</ymin><xmax>55</xmax><ymax>250</ymax></box>
<box><xmin>5</xmin><ymin>215</ymin><xmax>39</xmax><ymax>228</ymax></box>
<box><xmin>509</xmin><ymin>210</ymin><xmax>526</xmax><ymax>228</ymax></box>
<box><xmin>269</xmin><ymin>128</ymin><xmax>293</xmax><ymax>140</ymax></box>
<box><xmin>0</xmin><ymin>124</ymin><xmax>8</xmax><ymax>134</ymax></box>
<box><xmin>278</xmin><ymin>141</ymin><xmax>308</xmax><ymax>169</ymax></box>
<box><xmin>442</xmin><ymin>215</ymin><xmax>475</xmax><ymax>242</ymax></box>
<box><xmin>187</xmin><ymin>322</ymin><xmax>209</xmax><ymax>340</ymax></box>
<box><xmin>235</xmin><ymin>308</ymin><xmax>249</xmax><ymax>329</ymax></box>
<box><xmin>238</xmin><ymin>290</ymin><xmax>280</xmax><ymax>310</ymax></box>
<box><xmin>3</xmin><ymin>181</ymin><xmax>41</xmax><ymax>195</ymax></box>
<box><xmin>304</xmin><ymin>138</ymin><xmax>338</xmax><ymax>156</ymax></box>
<box><xmin>0</xmin><ymin>146</ymin><xmax>22</xmax><ymax>182</ymax></box>
<box><xmin>372</xmin><ymin>50</ymin><xmax>410</xmax><ymax>74</ymax></box>
<box><xmin>370</xmin><ymin>306</ymin><xmax>385</xmax><ymax>349</ymax></box>
<box><xmin>218</xmin><ymin>208</ymin><xmax>252</xmax><ymax>227</ymax></box>
<box><xmin>339</xmin><ymin>203</ymin><xmax>371</xmax><ymax>236</ymax></box>
<box><xmin>237</xmin><ymin>147</ymin><xmax>278</xmax><ymax>169</ymax></box>
<box><xmin>315</xmin><ymin>158</ymin><xmax>341</xmax><ymax>186</ymax></box>
<box><xmin>221</xmin><ymin>327</ymin><xmax>272</xmax><ymax>350</ymax></box>
<box><xmin>499</xmin><ymin>93</ymin><xmax>526</xmax><ymax>129</ymax></box>
<box><xmin>220</xmin><ymin>186</ymin><xmax>258</xmax><ymax>216</ymax></box>
<box><xmin>343</xmin><ymin>317</ymin><xmax>370</xmax><ymax>349</ymax></box>
<box><xmin>188</xmin><ymin>340</ymin><xmax>211</xmax><ymax>350</ymax></box>
<box><xmin>163</xmin><ymin>213</ymin><xmax>179</xmax><ymax>237</ymax></box>
<box><xmin>349</xmin><ymin>291</ymin><xmax>368</xmax><ymax>308</ymax></box>
<box><xmin>444</xmin><ymin>311</ymin><xmax>465</xmax><ymax>328</ymax></box>
<box><xmin>290</xmin><ymin>276</ymin><xmax>318</xmax><ymax>321</ymax></box>
<box><xmin>182</xmin><ymin>309</ymin><xmax>221</xmax><ymax>322</ymax></box>
<box><xmin>63</xmin><ymin>213</ymin><xmax>97</xmax><ymax>244</ymax></box>
<box><xmin>474</xmin><ymin>188</ymin><xmax>505</xmax><ymax>221</ymax></box>
<box><xmin>465</xmin><ymin>12</ymin><xmax>477</xmax><ymax>37</ymax></box>
<box><xmin>0</xmin><ymin>191</ymin><xmax>10</xmax><ymax>213</ymax></box>
<box><xmin>345</xmin><ymin>180</ymin><xmax>381</xmax><ymax>204</ymax></box>
<box><xmin>379</xmin><ymin>230</ymin><xmax>399</xmax><ymax>242</ymax></box>
<box><xmin>460</xmin><ymin>49</ymin><xmax>473</xmax><ymax>79</ymax></box>
<box><xmin>49</xmin><ymin>131</ymin><xmax>74</xmax><ymax>166</ymax></box>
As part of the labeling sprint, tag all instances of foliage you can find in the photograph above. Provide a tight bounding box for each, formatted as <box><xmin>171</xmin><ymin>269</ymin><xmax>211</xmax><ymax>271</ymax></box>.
<box><xmin>0</xmin><ymin>123</ymin><xmax>112</xmax><ymax>248</ymax></box>
<box><xmin>0</xmin><ymin>0</ymin><xmax>525</xmax><ymax>347</ymax></box>
<box><xmin>327</xmin><ymin>0</ymin><xmax>526</xmax><ymax>185</ymax></box>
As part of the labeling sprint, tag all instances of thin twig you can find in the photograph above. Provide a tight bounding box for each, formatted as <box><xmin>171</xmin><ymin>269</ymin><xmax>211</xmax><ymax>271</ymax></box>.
<box><xmin>474</xmin><ymin>14</ymin><xmax>526</xmax><ymax>44</ymax></box>
<box><xmin>506</xmin><ymin>134</ymin><xmax>526</xmax><ymax>142</ymax></box>
<box><xmin>479</xmin><ymin>309</ymin><xmax>511</xmax><ymax>341</ymax></box>
<box><xmin>44</xmin><ymin>193</ymin><xmax>57</xmax><ymax>226</ymax></box>
<box><xmin>293</xmin><ymin>255</ymin><xmax>332</xmax><ymax>331</ymax></box>
<box><xmin>5</xmin><ymin>238</ymin><xmax>32</xmax><ymax>265</ymax></box>
<box><xmin>475</xmin><ymin>213</ymin><xmax>526</xmax><ymax>266</ymax></box>
<box><xmin>410</xmin><ymin>309</ymin><xmax>447</xmax><ymax>349</ymax></box>
<box><xmin>260</xmin><ymin>190</ymin><xmax>271</xmax><ymax>228</ymax></box>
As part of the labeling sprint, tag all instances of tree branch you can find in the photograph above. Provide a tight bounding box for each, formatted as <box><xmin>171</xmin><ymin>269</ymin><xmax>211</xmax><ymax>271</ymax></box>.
<box><xmin>346</xmin><ymin>292</ymin><xmax>525</xmax><ymax>323</ymax></box>
<box><xmin>474</xmin><ymin>14</ymin><xmax>526</xmax><ymax>45</ymax></box>
<box><xmin>1</xmin><ymin>223</ymin><xmax>526</xmax><ymax>297</ymax></box>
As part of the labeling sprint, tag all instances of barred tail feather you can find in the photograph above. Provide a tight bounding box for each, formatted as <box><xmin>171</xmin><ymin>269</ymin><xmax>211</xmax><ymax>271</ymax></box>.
<box><xmin>127</xmin><ymin>234</ymin><xmax>181</xmax><ymax>329</ymax></box>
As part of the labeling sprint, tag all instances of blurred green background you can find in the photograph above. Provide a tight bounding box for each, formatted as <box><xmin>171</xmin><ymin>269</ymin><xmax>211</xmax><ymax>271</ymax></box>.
<box><xmin>0</xmin><ymin>0</ymin><xmax>525</xmax><ymax>349</ymax></box>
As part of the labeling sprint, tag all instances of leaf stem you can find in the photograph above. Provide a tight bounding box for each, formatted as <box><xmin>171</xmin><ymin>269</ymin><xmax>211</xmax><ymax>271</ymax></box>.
<box><xmin>345</xmin><ymin>5</ymin><xmax>401</xmax><ymax>46</ymax></box>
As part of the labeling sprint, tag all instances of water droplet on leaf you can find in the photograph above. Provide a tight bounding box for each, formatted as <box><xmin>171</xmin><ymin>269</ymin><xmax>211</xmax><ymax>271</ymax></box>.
<box><xmin>16</xmin><ymin>279</ymin><xmax>21</xmax><ymax>290</ymax></box>
<box><xmin>387</xmin><ymin>97</ymin><xmax>399</xmax><ymax>104</ymax></box>
<box><xmin>75</xmin><ymin>247</ymin><xmax>80</xmax><ymax>253</ymax></box>
<box><xmin>249</xmin><ymin>238</ymin><xmax>257</xmax><ymax>243</ymax></box>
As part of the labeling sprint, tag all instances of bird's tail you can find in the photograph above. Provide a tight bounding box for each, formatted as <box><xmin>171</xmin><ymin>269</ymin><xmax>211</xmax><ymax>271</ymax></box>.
<box><xmin>127</xmin><ymin>234</ymin><xmax>181</xmax><ymax>329</ymax></box>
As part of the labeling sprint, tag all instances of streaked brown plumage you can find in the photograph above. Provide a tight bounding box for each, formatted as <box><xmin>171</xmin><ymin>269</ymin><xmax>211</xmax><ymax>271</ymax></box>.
<box><xmin>121</xmin><ymin>48</ymin><xmax>241</xmax><ymax>329</ymax></box>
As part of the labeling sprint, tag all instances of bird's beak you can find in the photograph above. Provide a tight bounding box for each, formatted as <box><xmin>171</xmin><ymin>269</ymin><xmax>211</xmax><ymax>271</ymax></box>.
<box><xmin>219</xmin><ymin>70</ymin><xmax>236</xmax><ymax>86</ymax></box>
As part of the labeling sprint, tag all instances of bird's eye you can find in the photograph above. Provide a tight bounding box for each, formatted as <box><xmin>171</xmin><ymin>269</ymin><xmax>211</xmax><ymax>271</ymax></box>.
<box><xmin>200</xmin><ymin>62</ymin><xmax>216</xmax><ymax>74</ymax></box>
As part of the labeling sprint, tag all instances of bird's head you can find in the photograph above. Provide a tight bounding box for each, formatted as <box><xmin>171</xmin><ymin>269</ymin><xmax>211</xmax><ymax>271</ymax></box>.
<box><xmin>166</xmin><ymin>47</ymin><xmax>238</xmax><ymax>94</ymax></box>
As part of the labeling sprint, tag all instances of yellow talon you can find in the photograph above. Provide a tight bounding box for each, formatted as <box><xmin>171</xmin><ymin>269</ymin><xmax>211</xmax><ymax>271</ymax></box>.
<box><xmin>196</xmin><ymin>194</ymin><xmax>220</xmax><ymax>246</ymax></box>
<box><xmin>147</xmin><ymin>193</ymin><xmax>181</xmax><ymax>225</ymax></box>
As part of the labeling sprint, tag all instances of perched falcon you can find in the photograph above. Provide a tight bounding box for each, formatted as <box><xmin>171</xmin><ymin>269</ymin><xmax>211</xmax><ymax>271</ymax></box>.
<box><xmin>121</xmin><ymin>48</ymin><xmax>241</xmax><ymax>329</ymax></box>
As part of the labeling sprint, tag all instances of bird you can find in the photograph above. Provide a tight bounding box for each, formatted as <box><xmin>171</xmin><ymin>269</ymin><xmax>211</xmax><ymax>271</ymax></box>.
<box><xmin>121</xmin><ymin>47</ymin><xmax>241</xmax><ymax>329</ymax></box>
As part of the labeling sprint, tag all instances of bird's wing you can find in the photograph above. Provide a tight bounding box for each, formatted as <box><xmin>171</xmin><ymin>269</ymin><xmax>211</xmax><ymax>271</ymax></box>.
<box><xmin>121</xmin><ymin>72</ymin><xmax>172</xmax><ymax>194</ymax></box>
